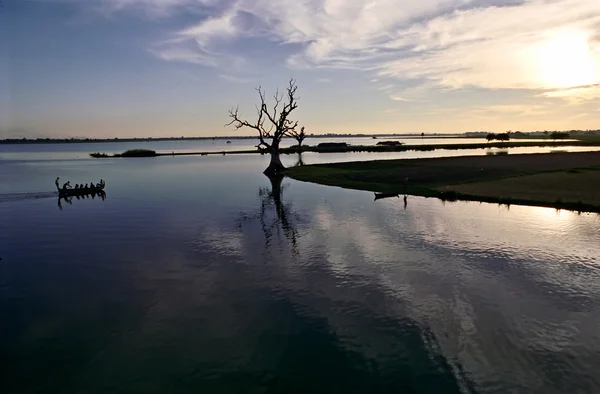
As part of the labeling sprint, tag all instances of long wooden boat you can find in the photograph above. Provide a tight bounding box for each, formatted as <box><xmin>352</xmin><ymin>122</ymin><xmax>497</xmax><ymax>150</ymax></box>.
<box><xmin>58</xmin><ymin>183</ymin><xmax>105</xmax><ymax>197</ymax></box>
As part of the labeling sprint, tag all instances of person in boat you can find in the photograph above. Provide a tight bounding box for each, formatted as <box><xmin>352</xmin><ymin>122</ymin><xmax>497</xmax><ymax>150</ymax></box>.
<box><xmin>84</xmin><ymin>183</ymin><xmax>88</xmax><ymax>189</ymax></box>
<box><xmin>55</xmin><ymin>177</ymin><xmax>60</xmax><ymax>190</ymax></box>
<box><xmin>74</xmin><ymin>184</ymin><xmax>79</xmax><ymax>190</ymax></box>
<box><xmin>97</xmin><ymin>179</ymin><xmax>105</xmax><ymax>188</ymax></box>
<box><xmin>62</xmin><ymin>181</ymin><xmax>72</xmax><ymax>190</ymax></box>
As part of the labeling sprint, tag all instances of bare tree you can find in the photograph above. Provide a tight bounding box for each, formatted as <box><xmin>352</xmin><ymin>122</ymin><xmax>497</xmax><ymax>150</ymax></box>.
<box><xmin>226</xmin><ymin>79</ymin><xmax>300</xmax><ymax>176</ymax></box>
<box><xmin>289</xmin><ymin>126</ymin><xmax>306</xmax><ymax>149</ymax></box>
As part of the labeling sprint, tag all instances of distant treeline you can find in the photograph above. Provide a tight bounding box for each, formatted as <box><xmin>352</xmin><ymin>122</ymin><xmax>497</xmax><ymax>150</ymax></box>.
<box><xmin>486</xmin><ymin>131</ymin><xmax>572</xmax><ymax>142</ymax></box>
<box><xmin>467</xmin><ymin>129</ymin><xmax>599</xmax><ymax>137</ymax></box>
<box><xmin>486</xmin><ymin>133</ymin><xmax>511</xmax><ymax>142</ymax></box>
<box><xmin>2</xmin><ymin>129</ymin><xmax>598</xmax><ymax>144</ymax></box>
<box><xmin>1</xmin><ymin>133</ymin><xmax>419</xmax><ymax>144</ymax></box>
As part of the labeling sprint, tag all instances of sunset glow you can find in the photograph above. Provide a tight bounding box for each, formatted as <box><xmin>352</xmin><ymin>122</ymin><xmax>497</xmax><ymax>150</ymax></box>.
<box><xmin>537</xmin><ymin>30</ymin><xmax>599</xmax><ymax>89</ymax></box>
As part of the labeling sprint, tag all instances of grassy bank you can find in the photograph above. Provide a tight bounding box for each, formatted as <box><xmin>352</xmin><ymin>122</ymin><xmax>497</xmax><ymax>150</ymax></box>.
<box><xmin>285</xmin><ymin>151</ymin><xmax>600</xmax><ymax>212</ymax></box>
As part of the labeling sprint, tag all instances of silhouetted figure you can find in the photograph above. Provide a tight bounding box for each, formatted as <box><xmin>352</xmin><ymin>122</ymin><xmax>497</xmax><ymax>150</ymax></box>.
<box><xmin>74</xmin><ymin>184</ymin><xmax>80</xmax><ymax>189</ymax></box>
<box><xmin>62</xmin><ymin>181</ymin><xmax>71</xmax><ymax>190</ymax></box>
<box><xmin>403</xmin><ymin>195</ymin><xmax>408</xmax><ymax>210</ymax></box>
<box><xmin>55</xmin><ymin>177</ymin><xmax>60</xmax><ymax>191</ymax></box>
<box><xmin>84</xmin><ymin>183</ymin><xmax>88</xmax><ymax>189</ymax></box>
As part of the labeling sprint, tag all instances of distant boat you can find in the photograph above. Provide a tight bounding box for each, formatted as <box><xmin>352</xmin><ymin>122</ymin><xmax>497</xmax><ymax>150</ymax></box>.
<box><xmin>226</xmin><ymin>141</ymin><xmax>232</xmax><ymax>144</ymax></box>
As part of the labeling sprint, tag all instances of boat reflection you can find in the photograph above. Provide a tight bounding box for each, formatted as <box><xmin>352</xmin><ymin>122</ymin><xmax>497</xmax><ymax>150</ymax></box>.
<box><xmin>58</xmin><ymin>191</ymin><xmax>106</xmax><ymax>210</ymax></box>
<box><xmin>374</xmin><ymin>192</ymin><xmax>400</xmax><ymax>201</ymax></box>
<box><xmin>374</xmin><ymin>192</ymin><xmax>409</xmax><ymax>209</ymax></box>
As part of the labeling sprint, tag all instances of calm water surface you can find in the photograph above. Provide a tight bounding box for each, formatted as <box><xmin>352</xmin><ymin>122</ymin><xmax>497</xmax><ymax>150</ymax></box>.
<box><xmin>1</xmin><ymin>145</ymin><xmax>599</xmax><ymax>393</ymax></box>
<box><xmin>0</xmin><ymin>137</ymin><xmax>595</xmax><ymax>161</ymax></box>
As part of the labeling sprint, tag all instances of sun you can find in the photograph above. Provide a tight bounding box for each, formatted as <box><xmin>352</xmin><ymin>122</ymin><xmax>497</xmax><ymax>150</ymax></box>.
<box><xmin>536</xmin><ymin>29</ymin><xmax>599</xmax><ymax>89</ymax></box>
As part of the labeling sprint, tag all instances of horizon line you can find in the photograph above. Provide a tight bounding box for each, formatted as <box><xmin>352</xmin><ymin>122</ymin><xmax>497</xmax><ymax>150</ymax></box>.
<box><xmin>2</xmin><ymin>129</ymin><xmax>599</xmax><ymax>143</ymax></box>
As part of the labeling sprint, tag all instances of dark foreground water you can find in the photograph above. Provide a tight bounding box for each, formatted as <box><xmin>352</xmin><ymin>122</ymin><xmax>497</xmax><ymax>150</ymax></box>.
<box><xmin>1</xmin><ymin>148</ymin><xmax>600</xmax><ymax>393</ymax></box>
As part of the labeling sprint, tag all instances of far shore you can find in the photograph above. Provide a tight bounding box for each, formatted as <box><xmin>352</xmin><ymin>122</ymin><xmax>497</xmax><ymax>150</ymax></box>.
<box><xmin>0</xmin><ymin>133</ymin><xmax>471</xmax><ymax>145</ymax></box>
<box><xmin>3</xmin><ymin>130</ymin><xmax>599</xmax><ymax>145</ymax></box>
<box><xmin>285</xmin><ymin>151</ymin><xmax>600</xmax><ymax>213</ymax></box>
<box><xmin>89</xmin><ymin>139</ymin><xmax>600</xmax><ymax>158</ymax></box>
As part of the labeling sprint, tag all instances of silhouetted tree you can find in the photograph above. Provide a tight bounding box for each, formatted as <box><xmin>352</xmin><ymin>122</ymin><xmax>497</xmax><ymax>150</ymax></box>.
<box><xmin>486</xmin><ymin>133</ymin><xmax>496</xmax><ymax>142</ymax></box>
<box><xmin>550</xmin><ymin>131</ymin><xmax>569</xmax><ymax>141</ymax></box>
<box><xmin>496</xmin><ymin>133</ymin><xmax>510</xmax><ymax>142</ymax></box>
<box><xmin>290</xmin><ymin>126</ymin><xmax>306</xmax><ymax>148</ymax></box>
<box><xmin>226</xmin><ymin>79</ymin><xmax>301</xmax><ymax>175</ymax></box>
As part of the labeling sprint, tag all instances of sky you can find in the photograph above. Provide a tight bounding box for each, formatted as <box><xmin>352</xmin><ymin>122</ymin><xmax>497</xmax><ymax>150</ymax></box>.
<box><xmin>1</xmin><ymin>0</ymin><xmax>599</xmax><ymax>138</ymax></box>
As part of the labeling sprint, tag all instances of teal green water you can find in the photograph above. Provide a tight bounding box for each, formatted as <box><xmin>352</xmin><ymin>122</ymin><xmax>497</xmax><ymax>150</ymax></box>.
<box><xmin>1</xmin><ymin>145</ymin><xmax>600</xmax><ymax>393</ymax></box>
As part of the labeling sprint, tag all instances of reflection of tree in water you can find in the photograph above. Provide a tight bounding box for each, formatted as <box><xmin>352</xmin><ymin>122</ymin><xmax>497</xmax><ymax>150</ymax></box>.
<box><xmin>293</xmin><ymin>152</ymin><xmax>305</xmax><ymax>167</ymax></box>
<box><xmin>238</xmin><ymin>174</ymin><xmax>301</xmax><ymax>256</ymax></box>
<box><xmin>232</xmin><ymin>176</ymin><xmax>478</xmax><ymax>392</ymax></box>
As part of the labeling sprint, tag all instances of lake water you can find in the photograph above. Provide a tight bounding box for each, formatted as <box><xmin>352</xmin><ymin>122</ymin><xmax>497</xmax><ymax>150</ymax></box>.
<box><xmin>1</xmin><ymin>143</ymin><xmax>600</xmax><ymax>393</ymax></box>
<box><xmin>0</xmin><ymin>136</ymin><xmax>588</xmax><ymax>161</ymax></box>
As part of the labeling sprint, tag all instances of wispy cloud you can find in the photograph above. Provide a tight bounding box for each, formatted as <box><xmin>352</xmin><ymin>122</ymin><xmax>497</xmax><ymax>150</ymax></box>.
<box><xmin>218</xmin><ymin>74</ymin><xmax>257</xmax><ymax>83</ymax></box>
<box><xmin>94</xmin><ymin>0</ymin><xmax>216</xmax><ymax>18</ymax></box>
<box><xmin>568</xmin><ymin>112</ymin><xmax>590</xmax><ymax>120</ymax></box>
<box><xmin>77</xmin><ymin>0</ymin><xmax>600</xmax><ymax>119</ymax></box>
<box><xmin>134</xmin><ymin>0</ymin><xmax>598</xmax><ymax>96</ymax></box>
<box><xmin>389</xmin><ymin>94</ymin><xmax>410</xmax><ymax>102</ymax></box>
<box><xmin>470</xmin><ymin>104</ymin><xmax>549</xmax><ymax>117</ymax></box>
<box><xmin>541</xmin><ymin>84</ymin><xmax>600</xmax><ymax>102</ymax></box>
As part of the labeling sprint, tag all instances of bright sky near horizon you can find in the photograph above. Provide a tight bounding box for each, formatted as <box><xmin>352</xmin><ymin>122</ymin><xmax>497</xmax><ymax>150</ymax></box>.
<box><xmin>1</xmin><ymin>0</ymin><xmax>599</xmax><ymax>139</ymax></box>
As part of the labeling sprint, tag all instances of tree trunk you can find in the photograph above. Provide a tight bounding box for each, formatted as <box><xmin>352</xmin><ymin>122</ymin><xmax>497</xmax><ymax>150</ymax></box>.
<box><xmin>264</xmin><ymin>144</ymin><xmax>285</xmax><ymax>176</ymax></box>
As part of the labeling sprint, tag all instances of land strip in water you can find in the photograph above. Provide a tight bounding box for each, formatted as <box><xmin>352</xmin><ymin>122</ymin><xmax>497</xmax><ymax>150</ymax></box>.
<box><xmin>285</xmin><ymin>151</ymin><xmax>600</xmax><ymax>212</ymax></box>
<box><xmin>89</xmin><ymin>139</ymin><xmax>600</xmax><ymax>158</ymax></box>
